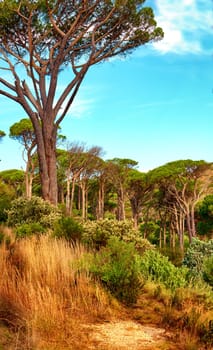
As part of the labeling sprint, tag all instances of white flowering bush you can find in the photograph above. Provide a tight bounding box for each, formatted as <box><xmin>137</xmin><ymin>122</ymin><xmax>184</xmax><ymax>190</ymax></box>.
<box><xmin>82</xmin><ymin>219</ymin><xmax>154</xmax><ymax>252</ymax></box>
<box><xmin>7</xmin><ymin>196</ymin><xmax>61</xmax><ymax>234</ymax></box>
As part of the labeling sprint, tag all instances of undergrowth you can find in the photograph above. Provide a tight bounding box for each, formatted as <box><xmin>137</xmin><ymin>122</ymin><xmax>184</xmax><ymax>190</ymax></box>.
<box><xmin>0</xmin><ymin>228</ymin><xmax>212</xmax><ymax>349</ymax></box>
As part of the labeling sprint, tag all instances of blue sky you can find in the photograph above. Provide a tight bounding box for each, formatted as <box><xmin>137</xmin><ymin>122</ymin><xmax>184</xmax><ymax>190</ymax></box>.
<box><xmin>0</xmin><ymin>0</ymin><xmax>213</xmax><ymax>172</ymax></box>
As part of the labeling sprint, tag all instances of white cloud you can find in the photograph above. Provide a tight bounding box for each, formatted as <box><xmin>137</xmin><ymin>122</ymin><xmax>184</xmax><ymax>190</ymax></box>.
<box><xmin>152</xmin><ymin>0</ymin><xmax>212</xmax><ymax>54</ymax></box>
<box><xmin>56</xmin><ymin>92</ymin><xmax>95</xmax><ymax>119</ymax></box>
<box><xmin>67</xmin><ymin>96</ymin><xmax>94</xmax><ymax>118</ymax></box>
<box><xmin>54</xmin><ymin>80</ymin><xmax>96</xmax><ymax>119</ymax></box>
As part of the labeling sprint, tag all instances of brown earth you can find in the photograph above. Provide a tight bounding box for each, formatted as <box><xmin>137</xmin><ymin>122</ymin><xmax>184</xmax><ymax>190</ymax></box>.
<box><xmin>85</xmin><ymin>320</ymin><xmax>174</xmax><ymax>350</ymax></box>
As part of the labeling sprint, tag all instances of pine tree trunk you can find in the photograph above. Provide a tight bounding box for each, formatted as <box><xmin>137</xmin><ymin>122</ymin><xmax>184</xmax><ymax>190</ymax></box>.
<box><xmin>35</xmin><ymin>118</ymin><xmax>58</xmax><ymax>205</ymax></box>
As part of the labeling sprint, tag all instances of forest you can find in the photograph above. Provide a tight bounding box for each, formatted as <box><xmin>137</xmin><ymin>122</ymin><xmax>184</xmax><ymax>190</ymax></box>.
<box><xmin>0</xmin><ymin>129</ymin><xmax>213</xmax><ymax>349</ymax></box>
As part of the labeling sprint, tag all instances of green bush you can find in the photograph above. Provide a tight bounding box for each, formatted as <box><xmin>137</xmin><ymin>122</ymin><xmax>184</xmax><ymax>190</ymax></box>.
<box><xmin>139</xmin><ymin>221</ymin><xmax>160</xmax><ymax>245</ymax></box>
<box><xmin>90</xmin><ymin>236</ymin><xmax>143</xmax><ymax>304</ymax></box>
<box><xmin>202</xmin><ymin>256</ymin><xmax>213</xmax><ymax>287</ymax></box>
<box><xmin>0</xmin><ymin>180</ymin><xmax>15</xmax><ymax>222</ymax></box>
<box><xmin>183</xmin><ymin>238</ymin><xmax>213</xmax><ymax>282</ymax></box>
<box><xmin>140</xmin><ymin>250</ymin><xmax>188</xmax><ymax>291</ymax></box>
<box><xmin>82</xmin><ymin>219</ymin><xmax>153</xmax><ymax>252</ymax></box>
<box><xmin>53</xmin><ymin>217</ymin><xmax>83</xmax><ymax>242</ymax></box>
<box><xmin>7</xmin><ymin>196</ymin><xmax>61</xmax><ymax>229</ymax></box>
<box><xmin>15</xmin><ymin>222</ymin><xmax>45</xmax><ymax>238</ymax></box>
<box><xmin>160</xmin><ymin>247</ymin><xmax>184</xmax><ymax>267</ymax></box>
<box><xmin>196</xmin><ymin>195</ymin><xmax>213</xmax><ymax>238</ymax></box>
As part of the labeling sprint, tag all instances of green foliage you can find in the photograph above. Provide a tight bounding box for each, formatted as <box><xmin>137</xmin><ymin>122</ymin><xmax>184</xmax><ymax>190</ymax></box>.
<box><xmin>9</xmin><ymin>118</ymin><xmax>35</xmax><ymax>146</ymax></box>
<box><xmin>53</xmin><ymin>217</ymin><xmax>83</xmax><ymax>243</ymax></box>
<box><xmin>139</xmin><ymin>221</ymin><xmax>160</xmax><ymax>244</ymax></box>
<box><xmin>196</xmin><ymin>195</ymin><xmax>213</xmax><ymax>238</ymax></box>
<box><xmin>148</xmin><ymin>159</ymin><xmax>207</xmax><ymax>184</ymax></box>
<box><xmin>140</xmin><ymin>250</ymin><xmax>188</xmax><ymax>291</ymax></box>
<box><xmin>202</xmin><ymin>256</ymin><xmax>213</xmax><ymax>287</ymax></box>
<box><xmin>16</xmin><ymin>222</ymin><xmax>45</xmax><ymax>238</ymax></box>
<box><xmin>160</xmin><ymin>247</ymin><xmax>184</xmax><ymax>267</ymax></box>
<box><xmin>0</xmin><ymin>169</ymin><xmax>25</xmax><ymax>196</ymax></box>
<box><xmin>0</xmin><ymin>0</ymin><xmax>163</xmax><ymax>69</ymax></box>
<box><xmin>7</xmin><ymin>196</ymin><xmax>61</xmax><ymax>230</ymax></box>
<box><xmin>183</xmin><ymin>238</ymin><xmax>213</xmax><ymax>282</ymax></box>
<box><xmin>82</xmin><ymin>219</ymin><xmax>153</xmax><ymax>252</ymax></box>
<box><xmin>90</xmin><ymin>236</ymin><xmax>143</xmax><ymax>304</ymax></box>
<box><xmin>0</xmin><ymin>180</ymin><xmax>15</xmax><ymax>222</ymax></box>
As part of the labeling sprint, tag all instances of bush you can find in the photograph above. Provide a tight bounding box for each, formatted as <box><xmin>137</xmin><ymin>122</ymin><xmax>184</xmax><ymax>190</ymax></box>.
<box><xmin>83</xmin><ymin>219</ymin><xmax>153</xmax><ymax>252</ymax></box>
<box><xmin>90</xmin><ymin>236</ymin><xmax>143</xmax><ymax>304</ymax></box>
<box><xmin>7</xmin><ymin>196</ymin><xmax>61</xmax><ymax>229</ymax></box>
<box><xmin>16</xmin><ymin>223</ymin><xmax>45</xmax><ymax>238</ymax></box>
<box><xmin>183</xmin><ymin>238</ymin><xmax>213</xmax><ymax>282</ymax></box>
<box><xmin>202</xmin><ymin>256</ymin><xmax>213</xmax><ymax>287</ymax></box>
<box><xmin>140</xmin><ymin>250</ymin><xmax>188</xmax><ymax>291</ymax></box>
<box><xmin>160</xmin><ymin>247</ymin><xmax>184</xmax><ymax>267</ymax></box>
<box><xmin>53</xmin><ymin>217</ymin><xmax>83</xmax><ymax>243</ymax></box>
<box><xmin>0</xmin><ymin>180</ymin><xmax>15</xmax><ymax>222</ymax></box>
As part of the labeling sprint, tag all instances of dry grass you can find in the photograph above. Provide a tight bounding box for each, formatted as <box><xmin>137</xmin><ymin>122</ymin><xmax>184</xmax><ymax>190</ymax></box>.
<box><xmin>0</xmin><ymin>234</ymin><xmax>118</xmax><ymax>349</ymax></box>
<box><xmin>0</xmin><ymin>231</ymin><xmax>212</xmax><ymax>349</ymax></box>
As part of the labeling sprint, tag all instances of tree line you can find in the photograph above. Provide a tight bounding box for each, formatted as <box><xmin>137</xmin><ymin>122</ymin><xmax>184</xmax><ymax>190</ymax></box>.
<box><xmin>0</xmin><ymin>122</ymin><xmax>212</xmax><ymax>252</ymax></box>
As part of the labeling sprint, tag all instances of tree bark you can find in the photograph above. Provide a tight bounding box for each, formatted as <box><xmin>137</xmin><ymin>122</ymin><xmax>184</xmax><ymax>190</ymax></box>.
<box><xmin>97</xmin><ymin>180</ymin><xmax>105</xmax><ymax>220</ymax></box>
<box><xmin>34</xmin><ymin>116</ymin><xmax>58</xmax><ymax>204</ymax></box>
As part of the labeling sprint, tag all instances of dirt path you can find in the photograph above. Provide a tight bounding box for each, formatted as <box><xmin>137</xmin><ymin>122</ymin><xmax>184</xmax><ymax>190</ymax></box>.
<box><xmin>86</xmin><ymin>320</ymin><xmax>173</xmax><ymax>350</ymax></box>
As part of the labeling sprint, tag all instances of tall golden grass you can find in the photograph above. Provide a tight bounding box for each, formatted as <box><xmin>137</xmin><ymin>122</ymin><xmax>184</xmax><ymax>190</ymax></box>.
<box><xmin>0</xmin><ymin>229</ymin><xmax>212</xmax><ymax>349</ymax></box>
<box><xmin>0</xmin><ymin>234</ymin><xmax>115</xmax><ymax>349</ymax></box>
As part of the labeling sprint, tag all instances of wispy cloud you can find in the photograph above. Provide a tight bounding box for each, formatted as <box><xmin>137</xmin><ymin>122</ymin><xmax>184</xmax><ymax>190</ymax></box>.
<box><xmin>152</xmin><ymin>0</ymin><xmax>212</xmax><ymax>55</ymax></box>
<box><xmin>67</xmin><ymin>96</ymin><xmax>95</xmax><ymax>118</ymax></box>
<box><xmin>54</xmin><ymin>81</ymin><xmax>96</xmax><ymax>119</ymax></box>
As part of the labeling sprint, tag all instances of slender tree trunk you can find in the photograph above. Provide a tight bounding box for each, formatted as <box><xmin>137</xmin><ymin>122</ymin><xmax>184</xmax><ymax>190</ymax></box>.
<box><xmin>25</xmin><ymin>162</ymin><xmax>30</xmax><ymax>199</ymax></box>
<box><xmin>81</xmin><ymin>181</ymin><xmax>86</xmax><ymax>220</ymax></box>
<box><xmin>85</xmin><ymin>188</ymin><xmax>88</xmax><ymax>221</ymax></box>
<box><xmin>174</xmin><ymin>207</ymin><xmax>185</xmax><ymax>251</ymax></box>
<box><xmin>191</xmin><ymin>203</ymin><xmax>197</xmax><ymax>238</ymax></box>
<box><xmin>163</xmin><ymin>224</ymin><xmax>167</xmax><ymax>247</ymax></box>
<box><xmin>159</xmin><ymin>228</ymin><xmax>162</xmax><ymax>249</ymax></box>
<box><xmin>78</xmin><ymin>186</ymin><xmax>81</xmax><ymax>210</ymax></box>
<box><xmin>28</xmin><ymin>172</ymin><xmax>33</xmax><ymax>199</ymax></box>
<box><xmin>116</xmin><ymin>186</ymin><xmax>125</xmax><ymax>221</ymax></box>
<box><xmin>25</xmin><ymin>151</ymin><xmax>34</xmax><ymax>199</ymax></box>
<box><xmin>70</xmin><ymin>177</ymin><xmax>76</xmax><ymax>216</ymax></box>
<box><xmin>186</xmin><ymin>208</ymin><xmax>193</xmax><ymax>243</ymax></box>
<box><xmin>97</xmin><ymin>180</ymin><xmax>105</xmax><ymax>220</ymax></box>
<box><xmin>66</xmin><ymin>176</ymin><xmax>71</xmax><ymax>215</ymax></box>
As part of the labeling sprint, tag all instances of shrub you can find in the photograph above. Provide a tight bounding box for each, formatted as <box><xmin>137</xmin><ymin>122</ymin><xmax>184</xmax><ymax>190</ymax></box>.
<box><xmin>140</xmin><ymin>250</ymin><xmax>188</xmax><ymax>291</ymax></box>
<box><xmin>160</xmin><ymin>246</ymin><xmax>184</xmax><ymax>267</ymax></box>
<box><xmin>196</xmin><ymin>195</ymin><xmax>213</xmax><ymax>239</ymax></box>
<box><xmin>90</xmin><ymin>236</ymin><xmax>143</xmax><ymax>304</ymax></box>
<box><xmin>7</xmin><ymin>196</ymin><xmax>61</xmax><ymax>229</ymax></box>
<box><xmin>202</xmin><ymin>256</ymin><xmax>213</xmax><ymax>287</ymax></box>
<box><xmin>82</xmin><ymin>219</ymin><xmax>153</xmax><ymax>252</ymax></box>
<box><xmin>53</xmin><ymin>217</ymin><xmax>83</xmax><ymax>243</ymax></box>
<box><xmin>183</xmin><ymin>238</ymin><xmax>213</xmax><ymax>282</ymax></box>
<box><xmin>0</xmin><ymin>180</ymin><xmax>15</xmax><ymax>222</ymax></box>
<box><xmin>16</xmin><ymin>223</ymin><xmax>45</xmax><ymax>238</ymax></box>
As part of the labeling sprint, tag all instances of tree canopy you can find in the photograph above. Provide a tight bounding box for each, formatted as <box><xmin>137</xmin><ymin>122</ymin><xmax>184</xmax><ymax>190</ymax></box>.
<box><xmin>0</xmin><ymin>0</ymin><xmax>163</xmax><ymax>204</ymax></box>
